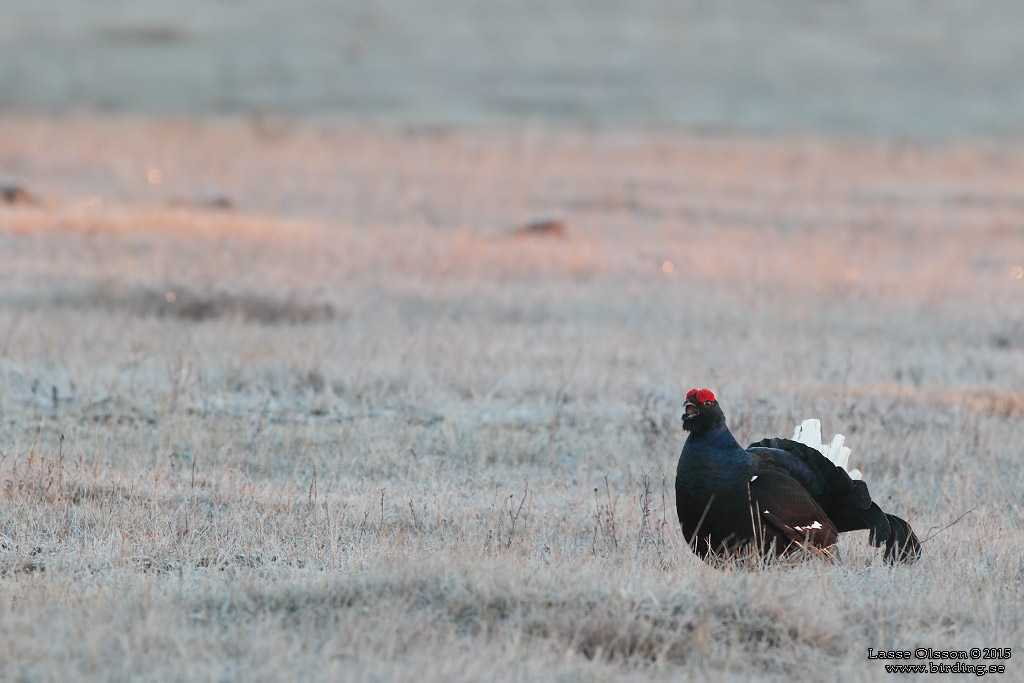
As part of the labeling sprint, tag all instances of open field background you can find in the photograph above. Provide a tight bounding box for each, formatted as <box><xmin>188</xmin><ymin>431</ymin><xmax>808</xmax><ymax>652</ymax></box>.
<box><xmin>5</xmin><ymin>1</ymin><xmax>1024</xmax><ymax>140</ymax></box>
<box><xmin>1</xmin><ymin>118</ymin><xmax>1024</xmax><ymax>680</ymax></box>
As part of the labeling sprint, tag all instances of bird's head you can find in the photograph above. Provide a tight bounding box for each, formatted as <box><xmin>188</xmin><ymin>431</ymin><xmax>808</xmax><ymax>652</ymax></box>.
<box><xmin>681</xmin><ymin>388</ymin><xmax>726</xmax><ymax>433</ymax></box>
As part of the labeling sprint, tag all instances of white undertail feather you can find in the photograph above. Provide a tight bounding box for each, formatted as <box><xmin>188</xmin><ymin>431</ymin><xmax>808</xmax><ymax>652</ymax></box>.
<box><xmin>792</xmin><ymin>418</ymin><xmax>863</xmax><ymax>480</ymax></box>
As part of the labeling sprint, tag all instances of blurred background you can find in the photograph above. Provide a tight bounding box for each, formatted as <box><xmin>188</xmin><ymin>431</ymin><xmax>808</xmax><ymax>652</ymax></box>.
<box><xmin>3</xmin><ymin>0</ymin><xmax>1023</xmax><ymax>139</ymax></box>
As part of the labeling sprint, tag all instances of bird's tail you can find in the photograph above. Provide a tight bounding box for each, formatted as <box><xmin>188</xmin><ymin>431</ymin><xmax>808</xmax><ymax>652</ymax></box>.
<box><xmin>881</xmin><ymin>512</ymin><xmax>921</xmax><ymax>564</ymax></box>
<box><xmin>792</xmin><ymin>418</ymin><xmax>861</xmax><ymax>479</ymax></box>
<box><xmin>793</xmin><ymin>418</ymin><xmax>920</xmax><ymax>564</ymax></box>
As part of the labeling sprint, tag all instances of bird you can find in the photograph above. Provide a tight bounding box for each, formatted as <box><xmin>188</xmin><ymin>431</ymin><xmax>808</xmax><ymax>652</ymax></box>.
<box><xmin>675</xmin><ymin>388</ymin><xmax>920</xmax><ymax>564</ymax></box>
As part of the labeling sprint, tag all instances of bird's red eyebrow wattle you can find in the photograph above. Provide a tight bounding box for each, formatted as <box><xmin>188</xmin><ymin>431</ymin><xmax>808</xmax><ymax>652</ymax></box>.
<box><xmin>687</xmin><ymin>388</ymin><xmax>715</xmax><ymax>402</ymax></box>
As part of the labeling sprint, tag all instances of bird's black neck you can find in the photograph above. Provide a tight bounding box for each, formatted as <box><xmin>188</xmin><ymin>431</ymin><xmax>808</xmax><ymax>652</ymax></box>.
<box><xmin>686</xmin><ymin>424</ymin><xmax>741</xmax><ymax>447</ymax></box>
<box><xmin>681</xmin><ymin>425</ymin><xmax>751</xmax><ymax>470</ymax></box>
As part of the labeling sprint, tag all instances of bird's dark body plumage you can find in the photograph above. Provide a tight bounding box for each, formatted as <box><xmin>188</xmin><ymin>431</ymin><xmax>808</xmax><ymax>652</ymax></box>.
<box><xmin>675</xmin><ymin>389</ymin><xmax>920</xmax><ymax>563</ymax></box>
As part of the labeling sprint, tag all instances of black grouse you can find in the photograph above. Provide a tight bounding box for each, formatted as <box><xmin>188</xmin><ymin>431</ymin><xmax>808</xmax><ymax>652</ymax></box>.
<box><xmin>675</xmin><ymin>388</ymin><xmax>920</xmax><ymax>563</ymax></box>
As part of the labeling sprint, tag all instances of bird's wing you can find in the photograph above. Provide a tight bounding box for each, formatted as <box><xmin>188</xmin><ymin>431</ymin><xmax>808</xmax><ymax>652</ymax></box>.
<box><xmin>746</xmin><ymin>468</ymin><xmax>839</xmax><ymax>549</ymax></box>
<box><xmin>748</xmin><ymin>438</ymin><xmax>890</xmax><ymax>538</ymax></box>
<box><xmin>746</xmin><ymin>445</ymin><xmax>827</xmax><ymax>496</ymax></box>
<box><xmin>747</xmin><ymin>438</ymin><xmax>872</xmax><ymax>509</ymax></box>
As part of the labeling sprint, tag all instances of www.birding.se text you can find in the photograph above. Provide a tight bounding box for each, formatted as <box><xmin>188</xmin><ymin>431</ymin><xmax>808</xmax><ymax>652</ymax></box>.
<box><xmin>883</xmin><ymin>662</ymin><xmax>1006</xmax><ymax>675</ymax></box>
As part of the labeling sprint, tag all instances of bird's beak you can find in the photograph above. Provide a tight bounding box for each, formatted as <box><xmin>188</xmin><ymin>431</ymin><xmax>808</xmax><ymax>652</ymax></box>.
<box><xmin>683</xmin><ymin>401</ymin><xmax>699</xmax><ymax>420</ymax></box>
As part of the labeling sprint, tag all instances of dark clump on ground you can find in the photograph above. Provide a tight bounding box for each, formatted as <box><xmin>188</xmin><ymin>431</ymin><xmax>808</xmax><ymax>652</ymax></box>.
<box><xmin>36</xmin><ymin>286</ymin><xmax>336</xmax><ymax>325</ymax></box>
<box><xmin>1</xmin><ymin>185</ymin><xmax>38</xmax><ymax>206</ymax></box>
<box><xmin>168</xmin><ymin>195</ymin><xmax>235</xmax><ymax>211</ymax></box>
<box><xmin>139</xmin><ymin>286</ymin><xmax>336</xmax><ymax>324</ymax></box>
<box><xmin>510</xmin><ymin>219</ymin><xmax>566</xmax><ymax>238</ymax></box>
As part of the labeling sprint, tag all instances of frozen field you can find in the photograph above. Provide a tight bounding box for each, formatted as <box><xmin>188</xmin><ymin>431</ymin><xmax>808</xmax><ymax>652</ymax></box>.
<box><xmin>0</xmin><ymin>118</ymin><xmax>1022</xmax><ymax>680</ymax></box>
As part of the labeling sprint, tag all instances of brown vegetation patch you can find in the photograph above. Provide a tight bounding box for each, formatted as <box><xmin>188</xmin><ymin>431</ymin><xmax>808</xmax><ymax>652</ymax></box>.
<box><xmin>0</xmin><ymin>205</ymin><xmax>313</xmax><ymax>241</ymax></box>
<box><xmin>846</xmin><ymin>384</ymin><xmax>1024</xmax><ymax>418</ymax></box>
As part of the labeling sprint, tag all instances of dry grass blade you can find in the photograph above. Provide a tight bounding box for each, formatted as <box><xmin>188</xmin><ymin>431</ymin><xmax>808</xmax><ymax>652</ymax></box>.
<box><xmin>920</xmin><ymin>508</ymin><xmax>976</xmax><ymax>545</ymax></box>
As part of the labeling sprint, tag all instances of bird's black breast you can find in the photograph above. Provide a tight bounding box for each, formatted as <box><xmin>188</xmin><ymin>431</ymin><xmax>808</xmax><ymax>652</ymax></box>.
<box><xmin>675</xmin><ymin>430</ymin><xmax>756</xmax><ymax>555</ymax></box>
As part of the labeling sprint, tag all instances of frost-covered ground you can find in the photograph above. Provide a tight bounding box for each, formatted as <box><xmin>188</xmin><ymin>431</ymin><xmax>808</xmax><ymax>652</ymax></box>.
<box><xmin>1</xmin><ymin>118</ymin><xmax>1022</xmax><ymax>681</ymax></box>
